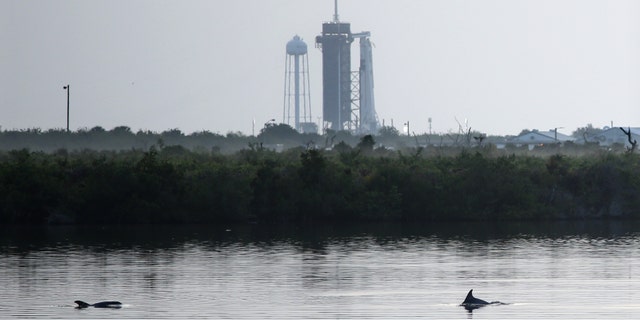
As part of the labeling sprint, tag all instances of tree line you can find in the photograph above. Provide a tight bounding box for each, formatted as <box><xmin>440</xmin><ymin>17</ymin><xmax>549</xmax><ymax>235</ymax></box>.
<box><xmin>1</xmin><ymin>140</ymin><xmax>638</xmax><ymax>225</ymax></box>
<box><xmin>0</xmin><ymin>124</ymin><xmax>619</xmax><ymax>156</ymax></box>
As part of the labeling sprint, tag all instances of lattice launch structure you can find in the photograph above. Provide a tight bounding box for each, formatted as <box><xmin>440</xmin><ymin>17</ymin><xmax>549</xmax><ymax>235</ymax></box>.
<box><xmin>315</xmin><ymin>0</ymin><xmax>378</xmax><ymax>134</ymax></box>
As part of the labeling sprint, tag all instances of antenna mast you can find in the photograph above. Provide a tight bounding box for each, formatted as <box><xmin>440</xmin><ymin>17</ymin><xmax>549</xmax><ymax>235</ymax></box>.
<box><xmin>333</xmin><ymin>0</ymin><xmax>339</xmax><ymax>22</ymax></box>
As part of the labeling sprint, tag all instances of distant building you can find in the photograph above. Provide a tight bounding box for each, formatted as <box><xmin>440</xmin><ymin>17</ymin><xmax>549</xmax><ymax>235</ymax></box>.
<box><xmin>510</xmin><ymin>130</ymin><xmax>574</xmax><ymax>150</ymax></box>
<box><xmin>584</xmin><ymin>127</ymin><xmax>640</xmax><ymax>147</ymax></box>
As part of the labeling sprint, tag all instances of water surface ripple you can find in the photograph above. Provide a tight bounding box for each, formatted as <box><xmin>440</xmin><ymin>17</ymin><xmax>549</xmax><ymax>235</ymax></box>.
<box><xmin>1</xmin><ymin>222</ymin><xmax>639</xmax><ymax>319</ymax></box>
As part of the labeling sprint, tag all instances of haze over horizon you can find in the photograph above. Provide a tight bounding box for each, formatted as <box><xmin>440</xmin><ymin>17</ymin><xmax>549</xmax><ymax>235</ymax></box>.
<box><xmin>2</xmin><ymin>0</ymin><xmax>639</xmax><ymax>137</ymax></box>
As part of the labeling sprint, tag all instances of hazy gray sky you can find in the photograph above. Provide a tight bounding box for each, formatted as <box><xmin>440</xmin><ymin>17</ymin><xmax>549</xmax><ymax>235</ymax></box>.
<box><xmin>2</xmin><ymin>0</ymin><xmax>639</xmax><ymax>136</ymax></box>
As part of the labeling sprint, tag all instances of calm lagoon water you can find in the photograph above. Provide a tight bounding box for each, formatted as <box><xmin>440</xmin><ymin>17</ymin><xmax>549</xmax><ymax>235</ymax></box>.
<box><xmin>1</xmin><ymin>221</ymin><xmax>640</xmax><ymax>319</ymax></box>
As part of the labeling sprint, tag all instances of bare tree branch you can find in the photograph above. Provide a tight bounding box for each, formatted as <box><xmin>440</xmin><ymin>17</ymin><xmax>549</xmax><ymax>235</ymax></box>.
<box><xmin>619</xmin><ymin>127</ymin><xmax>637</xmax><ymax>153</ymax></box>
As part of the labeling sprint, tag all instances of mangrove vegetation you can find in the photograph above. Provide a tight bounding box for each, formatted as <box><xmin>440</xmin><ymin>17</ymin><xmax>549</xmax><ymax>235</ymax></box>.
<box><xmin>1</xmin><ymin>138</ymin><xmax>638</xmax><ymax>225</ymax></box>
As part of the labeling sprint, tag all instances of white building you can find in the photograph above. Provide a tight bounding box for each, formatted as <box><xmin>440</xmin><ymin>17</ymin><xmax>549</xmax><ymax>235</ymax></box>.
<box><xmin>585</xmin><ymin>127</ymin><xmax>640</xmax><ymax>147</ymax></box>
<box><xmin>510</xmin><ymin>130</ymin><xmax>575</xmax><ymax>150</ymax></box>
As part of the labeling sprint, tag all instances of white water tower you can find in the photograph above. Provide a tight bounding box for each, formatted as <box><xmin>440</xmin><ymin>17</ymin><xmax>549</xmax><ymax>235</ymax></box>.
<box><xmin>283</xmin><ymin>35</ymin><xmax>315</xmax><ymax>133</ymax></box>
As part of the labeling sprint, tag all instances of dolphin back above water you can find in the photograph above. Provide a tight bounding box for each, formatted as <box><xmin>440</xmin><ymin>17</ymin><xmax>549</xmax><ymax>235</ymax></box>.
<box><xmin>460</xmin><ymin>290</ymin><xmax>505</xmax><ymax>311</ymax></box>
<box><xmin>74</xmin><ymin>300</ymin><xmax>122</xmax><ymax>309</ymax></box>
<box><xmin>462</xmin><ymin>289</ymin><xmax>489</xmax><ymax>305</ymax></box>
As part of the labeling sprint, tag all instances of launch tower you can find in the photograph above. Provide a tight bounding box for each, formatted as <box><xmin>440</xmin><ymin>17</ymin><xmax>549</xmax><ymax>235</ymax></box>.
<box><xmin>316</xmin><ymin>0</ymin><xmax>378</xmax><ymax>134</ymax></box>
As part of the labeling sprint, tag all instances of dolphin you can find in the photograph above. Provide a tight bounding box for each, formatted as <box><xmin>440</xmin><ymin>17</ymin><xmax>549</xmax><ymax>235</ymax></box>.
<box><xmin>74</xmin><ymin>300</ymin><xmax>122</xmax><ymax>309</ymax></box>
<box><xmin>460</xmin><ymin>290</ymin><xmax>504</xmax><ymax>311</ymax></box>
<box><xmin>462</xmin><ymin>289</ymin><xmax>489</xmax><ymax>305</ymax></box>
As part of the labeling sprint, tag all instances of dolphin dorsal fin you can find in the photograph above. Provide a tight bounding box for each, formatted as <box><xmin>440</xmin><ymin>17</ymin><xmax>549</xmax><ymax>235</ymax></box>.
<box><xmin>463</xmin><ymin>289</ymin><xmax>474</xmax><ymax>303</ymax></box>
<box><xmin>74</xmin><ymin>300</ymin><xmax>91</xmax><ymax>308</ymax></box>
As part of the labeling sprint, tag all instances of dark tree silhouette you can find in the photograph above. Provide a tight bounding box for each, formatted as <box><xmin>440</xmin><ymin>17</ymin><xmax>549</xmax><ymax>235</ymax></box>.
<box><xmin>357</xmin><ymin>135</ymin><xmax>375</xmax><ymax>152</ymax></box>
<box><xmin>620</xmin><ymin>127</ymin><xmax>637</xmax><ymax>153</ymax></box>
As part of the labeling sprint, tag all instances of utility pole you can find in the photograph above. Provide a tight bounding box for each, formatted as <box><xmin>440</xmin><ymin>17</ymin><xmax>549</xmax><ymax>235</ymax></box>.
<box><xmin>63</xmin><ymin>85</ymin><xmax>70</xmax><ymax>132</ymax></box>
<box><xmin>553</xmin><ymin>127</ymin><xmax>564</xmax><ymax>141</ymax></box>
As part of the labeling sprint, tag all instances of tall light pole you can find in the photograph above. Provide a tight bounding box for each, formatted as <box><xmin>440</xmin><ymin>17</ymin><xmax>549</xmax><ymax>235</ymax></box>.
<box><xmin>63</xmin><ymin>85</ymin><xmax>70</xmax><ymax>132</ymax></box>
<box><xmin>553</xmin><ymin>127</ymin><xmax>564</xmax><ymax>141</ymax></box>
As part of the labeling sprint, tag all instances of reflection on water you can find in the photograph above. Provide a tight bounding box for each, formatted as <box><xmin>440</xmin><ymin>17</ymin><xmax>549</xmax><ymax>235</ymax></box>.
<box><xmin>1</xmin><ymin>221</ymin><xmax>640</xmax><ymax>319</ymax></box>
